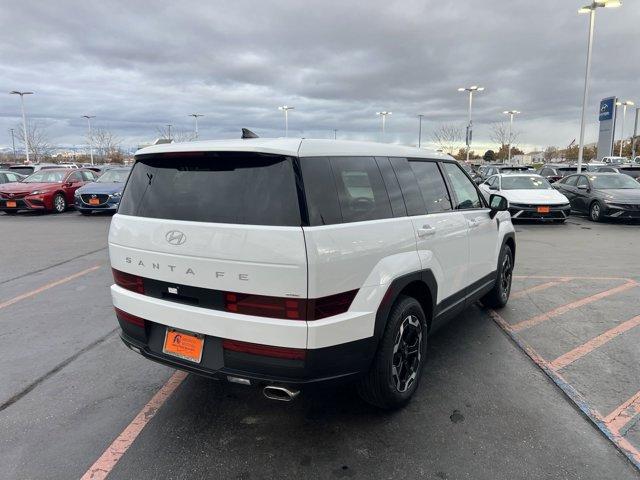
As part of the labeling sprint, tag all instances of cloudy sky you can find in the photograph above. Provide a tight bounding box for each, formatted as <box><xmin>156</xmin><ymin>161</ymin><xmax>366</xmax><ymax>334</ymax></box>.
<box><xmin>0</xmin><ymin>0</ymin><xmax>637</xmax><ymax>153</ymax></box>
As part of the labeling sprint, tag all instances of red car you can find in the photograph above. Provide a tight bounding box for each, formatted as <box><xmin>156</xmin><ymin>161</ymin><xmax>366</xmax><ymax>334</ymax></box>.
<box><xmin>0</xmin><ymin>168</ymin><xmax>97</xmax><ymax>214</ymax></box>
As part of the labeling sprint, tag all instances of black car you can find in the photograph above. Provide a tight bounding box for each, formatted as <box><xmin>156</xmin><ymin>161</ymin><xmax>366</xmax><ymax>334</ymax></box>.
<box><xmin>596</xmin><ymin>165</ymin><xmax>640</xmax><ymax>183</ymax></box>
<box><xmin>538</xmin><ymin>164</ymin><xmax>580</xmax><ymax>183</ymax></box>
<box><xmin>553</xmin><ymin>173</ymin><xmax>640</xmax><ymax>222</ymax></box>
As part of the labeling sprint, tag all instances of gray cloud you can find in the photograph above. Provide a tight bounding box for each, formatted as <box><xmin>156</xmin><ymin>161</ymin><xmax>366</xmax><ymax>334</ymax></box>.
<box><xmin>0</xmin><ymin>0</ymin><xmax>637</xmax><ymax>153</ymax></box>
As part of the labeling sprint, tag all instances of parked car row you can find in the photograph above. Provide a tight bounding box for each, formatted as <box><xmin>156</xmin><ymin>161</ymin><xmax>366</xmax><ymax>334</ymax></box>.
<box><xmin>0</xmin><ymin>166</ymin><xmax>131</xmax><ymax>215</ymax></box>
<box><xmin>477</xmin><ymin>171</ymin><xmax>640</xmax><ymax>223</ymax></box>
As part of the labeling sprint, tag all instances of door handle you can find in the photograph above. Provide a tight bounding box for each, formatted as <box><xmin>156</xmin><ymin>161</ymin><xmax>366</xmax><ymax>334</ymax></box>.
<box><xmin>417</xmin><ymin>224</ymin><xmax>436</xmax><ymax>237</ymax></box>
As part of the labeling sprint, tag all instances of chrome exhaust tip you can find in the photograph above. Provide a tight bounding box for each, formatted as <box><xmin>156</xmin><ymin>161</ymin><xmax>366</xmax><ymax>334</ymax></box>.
<box><xmin>263</xmin><ymin>385</ymin><xmax>300</xmax><ymax>402</ymax></box>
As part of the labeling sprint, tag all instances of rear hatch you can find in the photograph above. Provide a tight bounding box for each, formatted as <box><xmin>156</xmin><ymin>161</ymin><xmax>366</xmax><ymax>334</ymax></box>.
<box><xmin>109</xmin><ymin>151</ymin><xmax>307</xmax><ymax>303</ymax></box>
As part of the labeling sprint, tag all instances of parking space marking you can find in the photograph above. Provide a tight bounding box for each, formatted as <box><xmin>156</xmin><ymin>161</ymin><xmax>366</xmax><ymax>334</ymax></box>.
<box><xmin>0</xmin><ymin>264</ymin><xmax>102</xmax><ymax>310</ymax></box>
<box><xmin>488</xmin><ymin>308</ymin><xmax>640</xmax><ymax>470</ymax></box>
<box><xmin>605</xmin><ymin>390</ymin><xmax>640</xmax><ymax>435</ymax></box>
<box><xmin>510</xmin><ymin>280</ymin><xmax>638</xmax><ymax>332</ymax></box>
<box><xmin>510</xmin><ymin>278</ymin><xmax>571</xmax><ymax>299</ymax></box>
<box><xmin>549</xmin><ymin>315</ymin><xmax>640</xmax><ymax>370</ymax></box>
<box><xmin>81</xmin><ymin>370</ymin><xmax>187</xmax><ymax>480</ymax></box>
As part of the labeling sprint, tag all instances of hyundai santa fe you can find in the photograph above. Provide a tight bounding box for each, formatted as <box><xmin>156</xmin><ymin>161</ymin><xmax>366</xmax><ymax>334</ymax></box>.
<box><xmin>109</xmin><ymin>138</ymin><xmax>516</xmax><ymax>409</ymax></box>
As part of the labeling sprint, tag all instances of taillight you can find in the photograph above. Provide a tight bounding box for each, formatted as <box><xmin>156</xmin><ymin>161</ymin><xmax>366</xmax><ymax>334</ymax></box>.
<box><xmin>114</xmin><ymin>307</ymin><xmax>145</xmax><ymax>327</ymax></box>
<box><xmin>224</xmin><ymin>289</ymin><xmax>357</xmax><ymax>320</ymax></box>
<box><xmin>307</xmin><ymin>289</ymin><xmax>359</xmax><ymax>320</ymax></box>
<box><xmin>222</xmin><ymin>339</ymin><xmax>306</xmax><ymax>360</ymax></box>
<box><xmin>225</xmin><ymin>292</ymin><xmax>304</xmax><ymax>320</ymax></box>
<box><xmin>112</xmin><ymin>268</ymin><xmax>144</xmax><ymax>294</ymax></box>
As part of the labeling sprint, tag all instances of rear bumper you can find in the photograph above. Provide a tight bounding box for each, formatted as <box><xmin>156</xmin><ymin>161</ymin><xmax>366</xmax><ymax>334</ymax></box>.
<box><xmin>509</xmin><ymin>204</ymin><xmax>571</xmax><ymax>221</ymax></box>
<box><xmin>118</xmin><ymin>319</ymin><xmax>374</xmax><ymax>388</ymax></box>
<box><xmin>112</xmin><ymin>284</ymin><xmax>379</xmax><ymax>386</ymax></box>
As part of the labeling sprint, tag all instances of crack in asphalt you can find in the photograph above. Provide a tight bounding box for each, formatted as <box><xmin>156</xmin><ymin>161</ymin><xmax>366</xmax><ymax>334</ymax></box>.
<box><xmin>0</xmin><ymin>328</ymin><xmax>118</xmax><ymax>413</ymax></box>
<box><xmin>0</xmin><ymin>247</ymin><xmax>108</xmax><ymax>286</ymax></box>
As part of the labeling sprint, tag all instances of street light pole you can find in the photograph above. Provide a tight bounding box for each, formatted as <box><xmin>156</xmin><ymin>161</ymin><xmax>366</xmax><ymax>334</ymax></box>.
<box><xmin>333</xmin><ymin>129</ymin><xmax>338</xmax><ymax>140</ymax></box>
<box><xmin>417</xmin><ymin>114</ymin><xmax>424</xmax><ymax>148</ymax></box>
<box><xmin>376</xmin><ymin>111</ymin><xmax>391</xmax><ymax>142</ymax></box>
<box><xmin>81</xmin><ymin>115</ymin><xmax>96</xmax><ymax>165</ymax></box>
<box><xmin>278</xmin><ymin>106</ymin><xmax>294</xmax><ymax>137</ymax></box>
<box><xmin>458</xmin><ymin>86</ymin><xmax>484</xmax><ymax>161</ymax></box>
<box><xmin>166</xmin><ymin>124</ymin><xmax>172</xmax><ymax>141</ymax></box>
<box><xmin>189</xmin><ymin>113</ymin><xmax>204</xmax><ymax>140</ymax></box>
<box><xmin>616</xmin><ymin>101</ymin><xmax>634</xmax><ymax>156</ymax></box>
<box><xmin>577</xmin><ymin>0</ymin><xmax>622</xmax><ymax>172</ymax></box>
<box><xmin>10</xmin><ymin>128</ymin><xmax>16</xmax><ymax>160</ymax></box>
<box><xmin>632</xmin><ymin>107</ymin><xmax>639</xmax><ymax>160</ymax></box>
<box><xmin>9</xmin><ymin>90</ymin><xmax>34</xmax><ymax>163</ymax></box>
<box><xmin>503</xmin><ymin>110</ymin><xmax>521</xmax><ymax>163</ymax></box>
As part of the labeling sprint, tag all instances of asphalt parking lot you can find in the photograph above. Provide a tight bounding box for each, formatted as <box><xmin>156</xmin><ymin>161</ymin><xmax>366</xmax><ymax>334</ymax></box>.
<box><xmin>1</xmin><ymin>211</ymin><xmax>639</xmax><ymax>479</ymax></box>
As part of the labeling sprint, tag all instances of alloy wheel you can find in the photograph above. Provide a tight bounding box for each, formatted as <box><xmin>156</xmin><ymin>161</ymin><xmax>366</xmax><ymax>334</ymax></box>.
<box><xmin>500</xmin><ymin>253</ymin><xmax>513</xmax><ymax>301</ymax></box>
<box><xmin>590</xmin><ymin>203</ymin><xmax>600</xmax><ymax>221</ymax></box>
<box><xmin>54</xmin><ymin>195</ymin><xmax>65</xmax><ymax>212</ymax></box>
<box><xmin>391</xmin><ymin>314</ymin><xmax>423</xmax><ymax>393</ymax></box>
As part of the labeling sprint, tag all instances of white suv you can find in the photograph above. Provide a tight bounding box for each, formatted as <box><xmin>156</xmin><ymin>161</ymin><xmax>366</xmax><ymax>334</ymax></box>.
<box><xmin>109</xmin><ymin>138</ymin><xmax>515</xmax><ymax>409</ymax></box>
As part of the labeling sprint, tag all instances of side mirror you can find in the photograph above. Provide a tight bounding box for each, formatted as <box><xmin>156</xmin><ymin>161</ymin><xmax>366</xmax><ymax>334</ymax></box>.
<box><xmin>577</xmin><ymin>184</ymin><xmax>588</xmax><ymax>191</ymax></box>
<box><xmin>489</xmin><ymin>185</ymin><xmax>499</xmax><ymax>191</ymax></box>
<box><xmin>489</xmin><ymin>194</ymin><xmax>508</xmax><ymax>219</ymax></box>
<box><xmin>64</xmin><ymin>182</ymin><xmax>73</xmax><ymax>187</ymax></box>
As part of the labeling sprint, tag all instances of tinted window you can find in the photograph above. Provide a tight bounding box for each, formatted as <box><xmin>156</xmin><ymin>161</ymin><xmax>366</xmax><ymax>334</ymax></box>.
<box><xmin>409</xmin><ymin>160</ymin><xmax>452</xmax><ymax>213</ymax></box>
<box><xmin>375</xmin><ymin>157</ymin><xmax>407</xmax><ymax>217</ymax></box>
<box><xmin>558</xmin><ymin>167</ymin><xmax>578</xmax><ymax>176</ymax></box>
<box><xmin>300</xmin><ymin>157</ymin><xmax>341</xmax><ymax>226</ymax></box>
<box><xmin>442</xmin><ymin>162</ymin><xmax>483</xmax><ymax>209</ymax></box>
<box><xmin>329</xmin><ymin>156</ymin><xmax>392</xmax><ymax>223</ymax></box>
<box><xmin>389</xmin><ymin>157</ymin><xmax>425</xmax><ymax>216</ymax></box>
<box><xmin>563</xmin><ymin>175</ymin><xmax>579</xmax><ymax>186</ymax></box>
<box><xmin>119</xmin><ymin>152</ymin><xmax>301</xmax><ymax>226</ymax></box>
<box><xmin>9</xmin><ymin>166</ymin><xmax>34</xmax><ymax>175</ymax></box>
<box><xmin>81</xmin><ymin>171</ymin><xmax>95</xmax><ymax>181</ymax></box>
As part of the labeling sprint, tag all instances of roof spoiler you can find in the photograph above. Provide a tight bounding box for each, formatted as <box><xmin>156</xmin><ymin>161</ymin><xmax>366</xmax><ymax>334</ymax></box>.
<box><xmin>241</xmin><ymin>128</ymin><xmax>259</xmax><ymax>139</ymax></box>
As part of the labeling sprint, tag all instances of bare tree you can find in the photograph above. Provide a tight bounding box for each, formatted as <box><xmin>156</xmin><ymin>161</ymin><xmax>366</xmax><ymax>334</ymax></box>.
<box><xmin>490</xmin><ymin>122</ymin><xmax>520</xmax><ymax>148</ymax></box>
<box><xmin>431</xmin><ymin>124</ymin><xmax>463</xmax><ymax>155</ymax></box>
<box><xmin>89</xmin><ymin>128</ymin><xmax>122</xmax><ymax>162</ymax></box>
<box><xmin>14</xmin><ymin>120</ymin><xmax>52</xmax><ymax>162</ymax></box>
<box><xmin>543</xmin><ymin>146</ymin><xmax>559</xmax><ymax>161</ymax></box>
<box><xmin>155</xmin><ymin>126</ymin><xmax>194</xmax><ymax>143</ymax></box>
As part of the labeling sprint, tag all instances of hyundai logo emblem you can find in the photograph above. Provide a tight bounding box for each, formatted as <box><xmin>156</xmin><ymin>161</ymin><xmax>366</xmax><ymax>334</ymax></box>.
<box><xmin>165</xmin><ymin>230</ymin><xmax>187</xmax><ymax>246</ymax></box>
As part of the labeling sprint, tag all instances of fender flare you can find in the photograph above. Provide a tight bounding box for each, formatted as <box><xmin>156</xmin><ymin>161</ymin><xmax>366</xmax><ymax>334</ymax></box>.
<box><xmin>373</xmin><ymin>269</ymin><xmax>437</xmax><ymax>342</ymax></box>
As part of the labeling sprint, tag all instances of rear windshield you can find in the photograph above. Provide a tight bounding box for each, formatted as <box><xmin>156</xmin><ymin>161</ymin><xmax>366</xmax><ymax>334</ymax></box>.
<box><xmin>558</xmin><ymin>167</ymin><xmax>578</xmax><ymax>175</ymax></box>
<box><xmin>9</xmin><ymin>166</ymin><xmax>34</xmax><ymax>175</ymax></box>
<box><xmin>118</xmin><ymin>152</ymin><xmax>301</xmax><ymax>226</ymax></box>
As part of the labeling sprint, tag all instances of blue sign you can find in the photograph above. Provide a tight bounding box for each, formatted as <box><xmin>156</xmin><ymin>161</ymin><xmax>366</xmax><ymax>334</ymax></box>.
<box><xmin>599</xmin><ymin>97</ymin><xmax>615</xmax><ymax>122</ymax></box>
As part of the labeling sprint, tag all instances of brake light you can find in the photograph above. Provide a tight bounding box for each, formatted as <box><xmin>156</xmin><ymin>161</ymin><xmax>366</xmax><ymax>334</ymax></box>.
<box><xmin>222</xmin><ymin>339</ymin><xmax>306</xmax><ymax>360</ymax></box>
<box><xmin>307</xmin><ymin>289</ymin><xmax>359</xmax><ymax>320</ymax></box>
<box><xmin>114</xmin><ymin>307</ymin><xmax>145</xmax><ymax>327</ymax></box>
<box><xmin>224</xmin><ymin>289</ymin><xmax>357</xmax><ymax>320</ymax></box>
<box><xmin>112</xmin><ymin>268</ymin><xmax>144</xmax><ymax>294</ymax></box>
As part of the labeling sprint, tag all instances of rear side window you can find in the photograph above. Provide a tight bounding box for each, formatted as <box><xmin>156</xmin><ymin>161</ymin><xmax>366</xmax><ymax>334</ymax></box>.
<box><xmin>9</xmin><ymin>167</ymin><xmax>33</xmax><ymax>175</ymax></box>
<box><xmin>389</xmin><ymin>157</ymin><xmax>425</xmax><ymax>216</ymax></box>
<box><xmin>329</xmin><ymin>156</ymin><xmax>392</xmax><ymax>223</ymax></box>
<box><xmin>442</xmin><ymin>162</ymin><xmax>483</xmax><ymax>209</ymax></box>
<box><xmin>299</xmin><ymin>157</ymin><xmax>342</xmax><ymax>226</ymax></box>
<box><xmin>119</xmin><ymin>152</ymin><xmax>301</xmax><ymax>226</ymax></box>
<box><xmin>408</xmin><ymin>160</ymin><xmax>452</xmax><ymax>213</ymax></box>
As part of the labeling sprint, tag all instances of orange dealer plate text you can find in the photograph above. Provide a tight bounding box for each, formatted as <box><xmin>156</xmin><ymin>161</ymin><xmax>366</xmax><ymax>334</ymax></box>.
<box><xmin>163</xmin><ymin>328</ymin><xmax>204</xmax><ymax>363</ymax></box>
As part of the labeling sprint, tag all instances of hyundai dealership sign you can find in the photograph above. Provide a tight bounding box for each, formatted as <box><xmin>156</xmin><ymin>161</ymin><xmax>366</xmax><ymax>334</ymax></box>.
<box><xmin>597</xmin><ymin>96</ymin><xmax>617</xmax><ymax>160</ymax></box>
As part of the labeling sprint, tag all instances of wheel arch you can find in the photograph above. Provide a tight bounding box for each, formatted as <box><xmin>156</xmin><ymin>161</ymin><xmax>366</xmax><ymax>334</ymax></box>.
<box><xmin>374</xmin><ymin>270</ymin><xmax>437</xmax><ymax>342</ymax></box>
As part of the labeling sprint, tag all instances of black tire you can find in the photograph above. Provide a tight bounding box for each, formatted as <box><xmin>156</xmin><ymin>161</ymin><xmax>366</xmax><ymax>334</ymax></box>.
<box><xmin>481</xmin><ymin>243</ymin><xmax>514</xmax><ymax>309</ymax></box>
<box><xmin>589</xmin><ymin>201</ymin><xmax>603</xmax><ymax>222</ymax></box>
<box><xmin>52</xmin><ymin>193</ymin><xmax>66</xmax><ymax>213</ymax></box>
<box><xmin>357</xmin><ymin>295</ymin><xmax>428</xmax><ymax>410</ymax></box>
